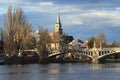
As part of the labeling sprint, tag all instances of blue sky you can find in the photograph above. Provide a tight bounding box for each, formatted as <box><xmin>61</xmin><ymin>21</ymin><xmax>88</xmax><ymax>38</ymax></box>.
<box><xmin>0</xmin><ymin>0</ymin><xmax>120</xmax><ymax>43</ymax></box>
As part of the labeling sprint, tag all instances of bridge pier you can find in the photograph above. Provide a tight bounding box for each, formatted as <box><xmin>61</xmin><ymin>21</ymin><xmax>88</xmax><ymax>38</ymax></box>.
<box><xmin>91</xmin><ymin>48</ymin><xmax>99</xmax><ymax>64</ymax></box>
<box><xmin>92</xmin><ymin>58</ymin><xmax>99</xmax><ymax>64</ymax></box>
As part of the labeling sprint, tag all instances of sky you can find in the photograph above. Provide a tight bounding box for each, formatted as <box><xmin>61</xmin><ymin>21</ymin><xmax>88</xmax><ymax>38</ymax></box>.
<box><xmin>0</xmin><ymin>0</ymin><xmax>120</xmax><ymax>43</ymax></box>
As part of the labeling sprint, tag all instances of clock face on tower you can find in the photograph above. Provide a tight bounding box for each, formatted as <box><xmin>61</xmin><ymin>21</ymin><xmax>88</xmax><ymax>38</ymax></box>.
<box><xmin>56</xmin><ymin>24</ymin><xmax>60</xmax><ymax>29</ymax></box>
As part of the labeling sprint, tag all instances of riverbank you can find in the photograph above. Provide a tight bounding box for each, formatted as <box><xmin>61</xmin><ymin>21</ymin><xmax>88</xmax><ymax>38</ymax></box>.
<box><xmin>0</xmin><ymin>56</ymin><xmax>90</xmax><ymax>65</ymax></box>
<box><xmin>0</xmin><ymin>56</ymin><xmax>120</xmax><ymax>65</ymax></box>
<box><xmin>0</xmin><ymin>56</ymin><xmax>39</xmax><ymax>65</ymax></box>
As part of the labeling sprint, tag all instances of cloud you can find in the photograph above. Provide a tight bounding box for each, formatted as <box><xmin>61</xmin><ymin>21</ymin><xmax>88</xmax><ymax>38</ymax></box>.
<box><xmin>1</xmin><ymin>1</ymin><xmax>120</xmax><ymax>28</ymax></box>
<box><xmin>23</xmin><ymin>2</ymin><xmax>55</xmax><ymax>13</ymax></box>
<box><xmin>0</xmin><ymin>0</ymin><xmax>23</xmax><ymax>4</ymax></box>
<box><xmin>23</xmin><ymin>2</ymin><xmax>80</xmax><ymax>14</ymax></box>
<box><xmin>1</xmin><ymin>0</ymin><xmax>120</xmax><ymax>42</ymax></box>
<box><xmin>84</xmin><ymin>10</ymin><xmax>120</xmax><ymax>27</ymax></box>
<box><xmin>17</xmin><ymin>1</ymin><xmax>120</xmax><ymax>28</ymax></box>
<box><xmin>38</xmin><ymin>2</ymin><xmax>54</xmax><ymax>6</ymax></box>
<box><xmin>63</xmin><ymin>9</ymin><xmax>120</xmax><ymax>28</ymax></box>
<box><xmin>0</xmin><ymin>7</ymin><xmax>8</xmax><ymax>15</ymax></box>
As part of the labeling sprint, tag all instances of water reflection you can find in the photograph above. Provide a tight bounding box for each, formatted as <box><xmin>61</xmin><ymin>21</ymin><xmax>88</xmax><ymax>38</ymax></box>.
<box><xmin>0</xmin><ymin>63</ymin><xmax>120</xmax><ymax>80</ymax></box>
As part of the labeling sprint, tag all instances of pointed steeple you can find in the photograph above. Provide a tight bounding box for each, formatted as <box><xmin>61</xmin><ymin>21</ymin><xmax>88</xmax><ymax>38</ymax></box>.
<box><xmin>54</xmin><ymin>13</ymin><xmax>62</xmax><ymax>34</ymax></box>
<box><xmin>56</xmin><ymin>13</ymin><xmax>61</xmax><ymax>24</ymax></box>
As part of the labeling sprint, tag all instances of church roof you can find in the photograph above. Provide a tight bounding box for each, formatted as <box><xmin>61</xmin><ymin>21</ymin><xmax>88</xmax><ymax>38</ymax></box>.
<box><xmin>61</xmin><ymin>35</ymin><xmax>74</xmax><ymax>43</ymax></box>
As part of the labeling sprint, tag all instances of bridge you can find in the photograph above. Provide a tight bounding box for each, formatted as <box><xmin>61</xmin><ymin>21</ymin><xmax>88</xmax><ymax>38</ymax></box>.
<box><xmin>24</xmin><ymin>46</ymin><xmax>120</xmax><ymax>63</ymax></box>
<box><xmin>73</xmin><ymin>47</ymin><xmax>120</xmax><ymax>63</ymax></box>
<box><xmin>48</xmin><ymin>49</ymin><xmax>62</xmax><ymax>57</ymax></box>
<box><xmin>49</xmin><ymin>47</ymin><xmax>120</xmax><ymax>63</ymax></box>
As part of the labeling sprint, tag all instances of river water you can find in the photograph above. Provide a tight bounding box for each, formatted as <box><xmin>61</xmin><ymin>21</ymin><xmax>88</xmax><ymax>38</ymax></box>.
<box><xmin>0</xmin><ymin>63</ymin><xmax>120</xmax><ymax>80</ymax></box>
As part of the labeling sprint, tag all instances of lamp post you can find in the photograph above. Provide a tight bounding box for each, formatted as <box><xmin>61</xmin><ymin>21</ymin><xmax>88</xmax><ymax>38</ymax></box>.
<box><xmin>93</xmin><ymin>41</ymin><xmax>96</xmax><ymax>49</ymax></box>
<box><xmin>100</xmin><ymin>41</ymin><xmax>102</xmax><ymax>49</ymax></box>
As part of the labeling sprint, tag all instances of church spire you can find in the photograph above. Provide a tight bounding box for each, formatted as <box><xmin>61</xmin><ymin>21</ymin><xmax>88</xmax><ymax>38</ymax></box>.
<box><xmin>54</xmin><ymin>13</ymin><xmax>62</xmax><ymax>34</ymax></box>
<box><xmin>56</xmin><ymin>13</ymin><xmax>61</xmax><ymax>24</ymax></box>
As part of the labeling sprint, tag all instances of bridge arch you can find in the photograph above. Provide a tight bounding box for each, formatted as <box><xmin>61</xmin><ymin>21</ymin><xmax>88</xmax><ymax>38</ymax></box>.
<box><xmin>80</xmin><ymin>52</ymin><xmax>93</xmax><ymax>59</ymax></box>
<box><xmin>98</xmin><ymin>52</ymin><xmax>120</xmax><ymax>59</ymax></box>
<box><xmin>48</xmin><ymin>52</ymin><xmax>62</xmax><ymax>58</ymax></box>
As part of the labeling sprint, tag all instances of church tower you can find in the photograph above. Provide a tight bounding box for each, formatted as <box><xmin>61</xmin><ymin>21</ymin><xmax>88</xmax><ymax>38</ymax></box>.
<box><xmin>54</xmin><ymin>14</ymin><xmax>63</xmax><ymax>34</ymax></box>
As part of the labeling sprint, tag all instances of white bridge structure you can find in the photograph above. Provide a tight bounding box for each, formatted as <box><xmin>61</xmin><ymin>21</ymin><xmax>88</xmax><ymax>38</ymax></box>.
<box><xmin>24</xmin><ymin>39</ymin><xmax>120</xmax><ymax>63</ymax></box>
<box><xmin>48</xmin><ymin>50</ymin><xmax>62</xmax><ymax>57</ymax></box>
<box><xmin>48</xmin><ymin>47</ymin><xmax>120</xmax><ymax>63</ymax></box>
<box><xmin>48</xmin><ymin>40</ymin><xmax>120</xmax><ymax>63</ymax></box>
<box><xmin>70</xmin><ymin>47</ymin><xmax>120</xmax><ymax>63</ymax></box>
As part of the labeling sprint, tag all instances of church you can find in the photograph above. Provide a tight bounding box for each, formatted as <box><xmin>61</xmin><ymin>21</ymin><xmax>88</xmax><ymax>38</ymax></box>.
<box><xmin>49</xmin><ymin>14</ymin><xmax>74</xmax><ymax>51</ymax></box>
<box><xmin>32</xmin><ymin>14</ymin><xmax>74</xmax><ymax>52</ymax></box>
<box><xmin>31</xmin><ymin>14</ymin><xmax>86</xmax><ymax>52</ymax></box>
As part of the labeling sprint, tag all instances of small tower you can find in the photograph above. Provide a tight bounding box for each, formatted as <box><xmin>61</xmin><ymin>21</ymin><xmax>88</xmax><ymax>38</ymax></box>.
<box><xmin>54</xmin><ymin>14</ymin><xmax>63</xmax><ymax>34</ymax></box>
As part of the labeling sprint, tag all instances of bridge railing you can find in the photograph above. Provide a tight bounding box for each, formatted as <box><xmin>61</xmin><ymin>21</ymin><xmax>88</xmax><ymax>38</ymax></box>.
<box><xmin>68</xmin><ymin>47</ymin><xmax>120</xmax><ymax>51</ymax></box>
<box><xmin>49</xmin><ymin>48</ymin><xmax>67</xmax><ymax>54</ymax></box>
<box><xmin>48</xmin><ymin>47</ymin><xmax>120</xmax><ymax>57</ymax></box>
<box><xmin>67</xmin><ymin>47</ymin><xmax>120</xmax><ymax>56</ymax></box>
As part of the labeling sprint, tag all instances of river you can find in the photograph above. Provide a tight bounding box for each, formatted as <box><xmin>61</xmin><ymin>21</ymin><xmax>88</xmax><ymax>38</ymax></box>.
<box><xmin>0</xmin><ymin>63</ymin><xmax>120</xmax><ymax>80</ymax></box>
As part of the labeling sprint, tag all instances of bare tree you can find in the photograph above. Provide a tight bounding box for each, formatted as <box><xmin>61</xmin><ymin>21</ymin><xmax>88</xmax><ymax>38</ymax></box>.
<box><xmin>3</xmin><ymin>6</ymin><xmax>32</xmax><ymax>54</ymax></box>
<box><xmin>37</xmin><ymin>27</ymin><xmax>51</xmax><ymax>60</ymax></box>
<box><xmin>96</xmin><ymin>32</ymin><xmax>106</xmax><ymax>42</ymax></box>
<box><xmin>87</xmin><ymin>37</ymin><xmax>96</xmax><ymax>48</ymax></box>
<box><xmin>88</xmin><ymin>32</ymin><xmax>107</xmax><ymax>48</ymax></box>
<box><xmin>112</xmin><ymin>41</ymin><xmax>119</xmax><ymax>47</ymax></box>
<box><xmin>96</xmin><ymin>32</ymin><xmax>106</xmax><ymax>47</ymax></box>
